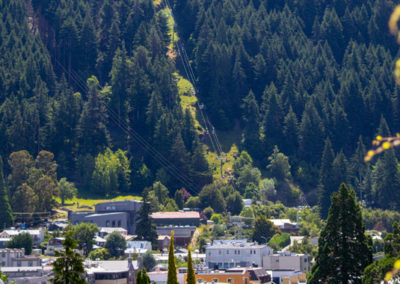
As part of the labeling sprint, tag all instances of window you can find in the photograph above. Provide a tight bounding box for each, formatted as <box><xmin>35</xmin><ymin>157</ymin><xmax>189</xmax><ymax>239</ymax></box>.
<box><xmin>244</xmin><ymin>278</ymin><xmax>248</xmax><ymax>284</ymax></box>
<box><xmin>117</xmin><ymin>220</ymin><xmax>121</xmax><ymax>227</ymax></box>
<box><xmin>238</xmin><ymin>250</ymin><xmax>240</xmax><ymax>255</ymax></box>
<box><xmin>212</xmin><ymin>279</ymin><xmax>218</xmax><ymax>283</ymax></box>
<box><xmin>228</xmin><ymin>278</ymin><xmax>234</xmax><ymax>284</ymax></box>
<box><xmin>1</xmin><ymin>261</ymin><xmax>5</xmax><ymax>267</ymax></box>
<box><xmin>197</xmin><ymin>279</ymin><xmax>203</xmax><ymax>283</ymax></box>
<box><xmin>227</xmin><ymin>250</ymin><xmax>229</xmax><ymax>254</ymax></box>
<box><xmin>28</xmin><ymin>261</ymin><xmax>33</xmax><ymax>267</ymax></box>
<box><xmin>254</xmin><ymin>250</ymin><xmax>256</xmax><ymax>254</ymax></box>
<box><xmin>17</xmin><ymin>261</ymin><xmax>21</xmax><ymax>267</ymax></box>
<box><xmin>106</xmin><ymin>220</ymin><xmax>110</xmax><ymax>227</ymax></box>
<box><xmin>112</xmin><ymin>220</ymin><xmax>116</xmax><ymax>227</ymax></box>
<box><xmin>219</xmin><ymin>250</ymin><xmax>221</xmax><ymax>255</ymax></box>
<box><xmin>1</xmin><ymin>253</ymin><xmax>5</xmax><ymax>258</ymax></box>
<box><xmin>250</xmin><ymin>250</ymin><xmax>252</xmax><ymax>254</ymax></box>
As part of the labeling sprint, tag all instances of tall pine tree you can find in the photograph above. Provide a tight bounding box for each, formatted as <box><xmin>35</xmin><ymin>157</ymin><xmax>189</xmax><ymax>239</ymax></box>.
<box><xmin>309</xmin><ymin>184</ymin><xmax>372</xmax><ymax>283</ymax></box>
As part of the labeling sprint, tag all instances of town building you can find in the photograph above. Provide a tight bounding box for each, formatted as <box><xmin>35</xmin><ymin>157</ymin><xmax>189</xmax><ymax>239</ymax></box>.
<box><xmin>0</xmin><ymin>248</ymin><xmax>41</xmax><ymax>267</ymax></box>
<box><xmin>44</xmin><ymin>237</ymin><xmax>65</xmax><ymax>256</ymax></box>
<box><xmin>156</xmin><ymin>226</ymin><xmax>196</xmax><ymax>248</ymax></box>
<box><xmin>84</xmin><ymin>259</ymin><xmax>137</xmax><ymax>284</ymax></box>
<box><xmin>69</xmin><ymin>200</ymin><xmax>143</xmax><ymax>235</ymax></box>
<box><xmin>125</xmin><ymin>241</ymin><xmax>152</xmax><ymax>255</ymax></box>
<box><xmin>205</xmin><ymin>240</ymin><xmax>272</xmax><ymax>269</ymax></box>
<box><xmin>0</xmin><ymin>229</ymin><xmax>45</xmax><ymax>245</ymax></box>
<box><xmin>99</xmin><ymin>227</ymin><xmax>128</xmax><ymax>238</ymax></box>
<box><xmin>184</xmin><ymin>268</ymin><xmax>271</xmax><ymax>284</ymax></box>
<box><xmin>151</xmin><ymin>211</ymin><xmax>201</xmax><ymax>226</ymax></box>
<box><xmin>269</xmin><ymin>220</ymin><xmax>299</xmax><ymax>234</ymax></box>
<box><xmin>158</xmin><ymin>235</ymin><xmax>171</xmax><ymax>250</ymax></box>
<box><xmin>263</xmin><ymin>252</ymin><xmax>310</xmax><ymax>272</ymax></box>
<box><xmin>1</xmin><ymin>266</ymin><xmax>53</xmax><ymax>284</ymax></box>
<box><xmin>267</xmin><ymin>270</ymin><xmax>307</xmax><ymax>284</ymax></box>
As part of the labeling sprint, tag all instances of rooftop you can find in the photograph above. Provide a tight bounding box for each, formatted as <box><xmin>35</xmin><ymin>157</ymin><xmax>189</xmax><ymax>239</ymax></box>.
<box><xmin>269</xmin><ymin>219</ymin><xmax>296</xmax><ymax>227</ymax></box>
<box><xmin>151</xmin><ymin>211</ymin><xmax>200</xmax><ymax>219</ymax></box>
<box><xmin>85</xmin><ymin>260</ymin><xmax>138</xmax><ymax>274</ymax></box>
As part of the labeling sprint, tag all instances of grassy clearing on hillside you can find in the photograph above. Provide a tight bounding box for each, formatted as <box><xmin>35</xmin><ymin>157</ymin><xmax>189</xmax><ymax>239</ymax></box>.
<box><xmin>160</xmin><ymin>5</ymin><xmax>242</xmax><ymax>182</ymax></box>
<box><xmin>57</xmin><ymin>195</ymin><xmax>142</xmax><ymax>212</ymax></box>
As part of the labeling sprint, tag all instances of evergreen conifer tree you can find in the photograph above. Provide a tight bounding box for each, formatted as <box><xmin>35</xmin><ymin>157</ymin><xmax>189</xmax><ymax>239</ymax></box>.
<box><xmin>309</xmin><ymin>184</ymin><xmax>372</xmax><ymax>283</ymax></box>
<box><xmin>187</xmin><ymin>245</ymin><xmax>196</xmax><ymax>284</ymax></box>
<box><xmin>0</xmin><ymin>156</ymin><xmax>13</xmax><ymax>230</ymax></box>
<box><xmin>318</xmin><ymin>139</ymin><xmax>335</xmax><ymax>219</ymax></box>
<box><xmin>167</xmin><ymin>231</ymin><xmax>178</xmax><ymax>284</ymax></box>
<box><xmin>136</xmin><ymin>268</ymin><xmax>151</xmax><ymax>284</ymax></box>
<box><xmin>136</xmin><ymin>199</ymin><xmax>158</xmax><ymax>249</ymax></box>
<box><xmin>51</xmin><ymin>228</ymin><xmax>87</xmax><ymax>284</ymax></box>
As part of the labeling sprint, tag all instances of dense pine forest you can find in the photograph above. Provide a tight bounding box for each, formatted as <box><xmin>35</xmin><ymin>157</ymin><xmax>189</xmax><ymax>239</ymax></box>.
<box><xmin>1</xmin><ymin>0</ymin><xmax>400</xmax><ymax>220</ymax></box>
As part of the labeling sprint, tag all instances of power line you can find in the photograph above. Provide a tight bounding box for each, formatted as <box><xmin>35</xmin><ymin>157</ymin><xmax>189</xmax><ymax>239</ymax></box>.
<box><xmin>163</xmin><ymin>0</ymin><xmax>224</xmax><ymax>158</ymax></box>
<box><xmin>52</xmin><ymin>58</ymin><xmax>203</xmax><ymax>196</ymax></box>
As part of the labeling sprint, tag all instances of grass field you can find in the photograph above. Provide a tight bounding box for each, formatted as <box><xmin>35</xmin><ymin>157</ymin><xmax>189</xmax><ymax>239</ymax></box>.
<box><xmin>57</xmin><ymin>195</ymin><xmax>142</xmax><ymax>212</ymax></box>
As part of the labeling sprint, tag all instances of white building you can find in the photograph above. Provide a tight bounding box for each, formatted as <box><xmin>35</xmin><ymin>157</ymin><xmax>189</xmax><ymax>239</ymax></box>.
<box><xmin>205</xmin><ymin>240</ymin><xmax>272</xmax><ymax>269</ymax></box>
<box><xmin>0</xmin><ymin>248</ymin><xmax>42</xmax><ymax>267</ymax></box>
<box><xmin>125</xmin><ymin>241</ymin><xmax>152</xmax><ymax>255</ymax></box>
<box><xmin>0</xmin><ymin>229</ymin><xmax>45</xmax><ymax>245</ymax></box>
<box><xmin>263</xmin><ymin>252</ymin><xmax>311</xmax><ymax>272</ymax></box>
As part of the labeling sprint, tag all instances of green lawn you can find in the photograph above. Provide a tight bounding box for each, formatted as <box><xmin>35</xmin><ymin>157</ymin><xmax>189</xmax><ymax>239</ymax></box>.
<box><xmin>57</xmin><ymin>195</ymin><xmax>142</xmax><ymax>212</ymax></box>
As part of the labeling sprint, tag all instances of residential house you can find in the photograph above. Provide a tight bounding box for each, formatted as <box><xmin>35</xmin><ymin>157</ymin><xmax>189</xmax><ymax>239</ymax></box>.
<box><xmin>44</xmin><ymin>237</ymin><xmax>64</xmax><ymax>256</ymax></box>
<box><xmin>158</xmin><ymin>236</ymin><xmax>171</xmax><ymax>250</ymax></box>
<box><xmin>0</xmin><ymin>248</ymin><xmax>41</xmax><ymax>267</ymax></box>
<box><xmin>99</xmin><ymin>227</ymin><xmax>128</xmax><ymax>238</ymax></box>
<box><xmin>269</xmin><ymin>220</ymin><xmax>299</xmax><ymax>234</ymax></box>
<box><xmin>84</xmin><ymin>259</ymin><xmax>137</xmax><ymax>284</ymax></box>
<box><xmin>0</xmin><ymin>229</ymin><xmax>45</xmax><ymax>245</ymax></box>
<box><xmin>125</xmin><ymin>241</ymin><xmax>152</xmax><ymax>255</ymax></box>
<box><xmin>1</xmin><ymin>266</ymin><xmax>53</xmax><ymax>284</ymax></box>
<box><xmin>156</xmin><ymin>226</ymin><xmax>196</xmax><ymax>247</ymax></box>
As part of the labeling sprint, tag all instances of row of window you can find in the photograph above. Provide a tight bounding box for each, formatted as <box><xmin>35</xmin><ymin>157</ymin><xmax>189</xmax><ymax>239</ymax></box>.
<box><xmin>197</xmin><ymin>279</ymin><xmax>235</xmax><ymax>284</ymax></box>
<box><xmin>215</xmin><ymin>249</ymin><xmax>257</xmax><ymax>255</ymax></box>
<box><xmin>105</xmin><ymin>220</ymin><xmax>122</xmax><ymax>227</ymax></box>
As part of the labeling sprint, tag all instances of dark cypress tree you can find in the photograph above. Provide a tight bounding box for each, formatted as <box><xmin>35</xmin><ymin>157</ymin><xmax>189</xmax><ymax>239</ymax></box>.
<box><xmin>0</xmin><ymin>156</ymin><xmax>13</xmax><ymax>230</ymax></box>
<box><xmin>167</xmin><ymin>231</ymin><xmax>178</xmax><ymax>284</ymax></box>
<box><xmin>309</xmin><ymin>184</ymin><xmax>372</xmax><ymax>283</ymax></box>
<box><xmin>187</xmin><ymin>245</ymin><xmax>196</xmax><ymax>284</ymax></box>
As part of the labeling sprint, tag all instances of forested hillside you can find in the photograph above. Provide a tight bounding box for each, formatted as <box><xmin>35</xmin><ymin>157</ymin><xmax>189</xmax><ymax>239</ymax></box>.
<box><xmin>174</xmin><ymin>0</ymin><xmax>400</xmax><ymax>212</ymax></box>
<box><xmin>0</xmin><ymin>0</ymin><xmax>211</xmax><ymax>201</ymax></box>
<box><xmin>1</xmin><ymin>0</ymin><xmax>400</xmax><ymax>218</ymax></box>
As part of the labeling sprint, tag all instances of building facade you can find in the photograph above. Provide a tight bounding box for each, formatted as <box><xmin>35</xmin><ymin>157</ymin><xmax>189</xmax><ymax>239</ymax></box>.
<box><xmin>184</xmin><ymin>268</ymin><xmax>271</xmax><ymax>284</ymax></box>
<box><xmin>0</xmin><ymin>229</ymin><xmax>44</xmax><ymax>245</ymax></box>
<box><xmin>263</xmin><ymin>253</ymin><xmax>310</xmax><ymax>272</ymax></box>
<box><xmin>0</xmin><ymin>249</ymin><xmax>41</xmax><ymax>267</ymax></box>
<box><xmin>69</xmin><ymin>200</ymin><xmax>143</xmax><ymax>235</ymax></box>
<box><xmin>151</xmin><ymin>212</ymin><xmax>201</xmax><ymax>226</ymax></box>
<box><xmin>205</xmin><ymin>241</ymin><xmax>272</xmax><ymax>269</ymax></box>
